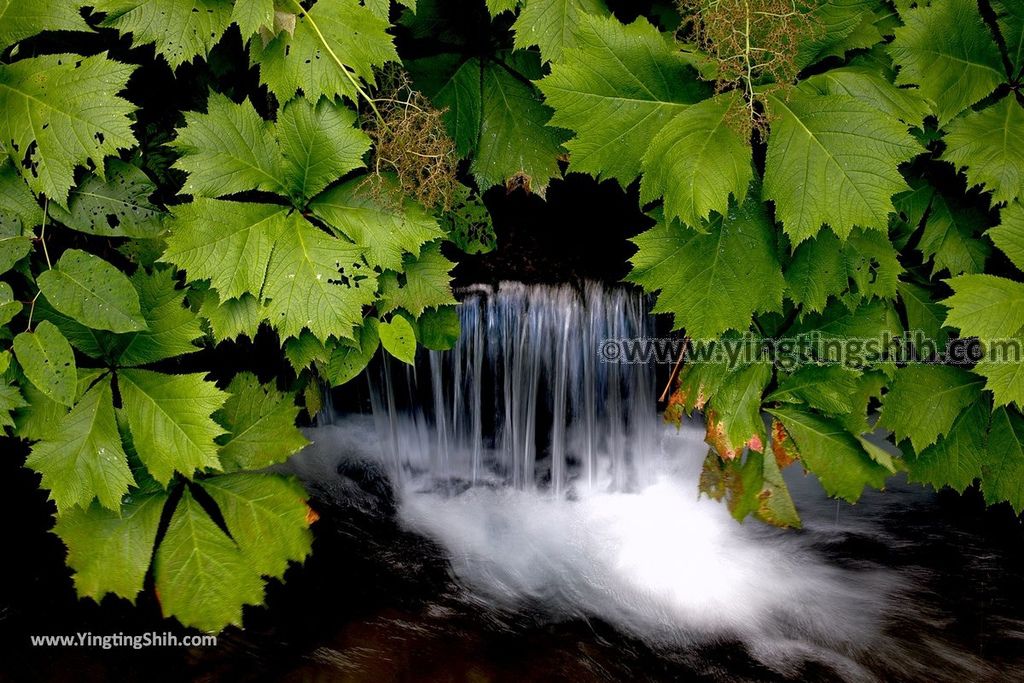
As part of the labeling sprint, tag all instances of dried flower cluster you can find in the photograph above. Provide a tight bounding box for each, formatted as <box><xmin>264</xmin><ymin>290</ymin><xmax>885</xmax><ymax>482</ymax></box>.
<box><xmin>679</xmin><ymin>0</ymin><xmax>820</xmax><ymax>134</ymax></box>
<box><xmin>361</xmin><ymin>69</ymin><xmax>459</xmax><ymax>211</ymax></box>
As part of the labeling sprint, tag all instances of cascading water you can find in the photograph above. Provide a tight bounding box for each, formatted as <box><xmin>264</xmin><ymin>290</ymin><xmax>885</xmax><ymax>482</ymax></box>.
<box><xmin>284</xmin><ymin>281</ymin><xmax>1024</xmax><ymax>682</ymax></box>
<box><xmin>364</xmin><ymin>281</ymin><xmax>657</xmax><ymax>494</ymax></box>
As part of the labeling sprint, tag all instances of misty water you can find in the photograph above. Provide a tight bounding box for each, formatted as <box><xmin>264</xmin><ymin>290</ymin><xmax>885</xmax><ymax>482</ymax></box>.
<box><xmin>279</xmin><ymin>282</ymin><xmax>1024</xmax><ymax>682</ymax></box>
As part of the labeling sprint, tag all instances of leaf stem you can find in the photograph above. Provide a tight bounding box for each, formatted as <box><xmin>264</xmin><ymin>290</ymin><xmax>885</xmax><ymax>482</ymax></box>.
<box><xmin>26</xmin><ymin>198</ymin><xmax>51</xmax><ymax>331</ymax></box>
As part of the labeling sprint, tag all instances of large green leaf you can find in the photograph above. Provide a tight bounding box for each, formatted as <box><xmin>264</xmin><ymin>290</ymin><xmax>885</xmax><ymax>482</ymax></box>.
<box><xmin>888</xmin><ymin>0</ymin><xmax>1005</xmax><ymax>124</ymax></box>
<box><xmin>878</xmin><ymin>365</ymin><xmax>984</xmax><ymax>452</ymax></box>
<box><xmin>163</xmin><ymin>200</ymin><xmax>287</xmax><ymax>300</ymax></box>
<box><xmin>119</xmin><ymin>369</ymin><xmax>228</xmax><ymax>485</ymax></box>
<box><xmin>538</xmin><ymin>13</ymin><xmax>708</xmax><ymax>183</ymax></box>
<box><xmin>994</xmin><ymin>0</ymin><xmax>1024</xmax><ymax>78</ymax></box>
<box><xmin>324</xmin><ymin>317</ymin><xmax>380</xmax><ymax>385</ymax></box>
<box><xmin>764</xmin><ymin>90</ymin><xmax>920</xmax><ymax>244</ymax></box>
<box><xmin>988</xmin><ymin>202</ymin><xmax>1024</xmax><ymax>271</ymax></box>
<box><xmin>704</xmin><ymin>363</ymin><xmax>771</xmax><ymax>459</ymax></box>
<box><xmin>640</xmin><ymin>91</ymin><xmax>753</xmax><ymax>229</ymax></box>
<box><xmin>784</xmin><ymin>228</ymin><xmax>846</xmax><ymax>312</ymax></box>
<box><xmin>0</xmin><ymin>53</ymin><xmax>136</xmax><ymax>204</ymax></box>
<box><xmin>626</xmin><ymin>194</ymin><xmax>784</xmax><ymax>338</ymax></box>
<box><xmin>53</xmin><ymin>492</ymin><xmax>166</xmax><ymax>602</ymax></box>
<box><xmin>49</xmin><ymin>159</ymin><xmax>165</xmax><ymax>238</ymax></box>
<box><xmin>897</xmin><ymin>280</ymin><xmax>949</xmax><ymax>347</ymax></box>
<box><xmin>376</xmin><ymin>241</ymin><xmax>456</xmax><ymax>316</ymax></box>
<box><xmin>37</xmin><ymin>249</ymin><xmax>147</xmax><ymax>333</ymax></box>
<box><xmin>767</xmin><ymin>364</ymin><xmax>861</xmax><ymax>416</ymax></box>
<box><xmin>798</xmin><ymin>66</ymin><xmax>931</xmax><ymax>127</ymax></box>
<box><xmin>249</xmin><ymin>0</ymin><xmax>397</xmax><ymax>104</ymax></box>
<box><xmin>170</xmin><ymin>93</ymin><xmax>285</xmax><ymax>199</ymax></box>
<box><xmin>379</xmin><ymin>315</ymin><xmax>417</xmax><ymax>364</ymax></box>
<box><xmin>216</xmin><ymin>372</ymin><xmax>309</xmax><ymax>471</ymax></box>
<box><xmin>907</xmin><ymin>400</ymin><xmax>987</xmax><ymax>494</ymax></box>
<box><xmin>943</xmin><ymin>274</ymin><xmax>1024</xmax><ymax>339</ymax></box>
<box><xmin>113</xmin><ymin>269</ymin><xmax>204</xmax><ymax>367</ymax></box>
<box><xmin>154</xmin><ymin>488</ymin><xmax>265</xmax><ymax>631</ymax></box>
<box><xmin>25</xmin><ymin>375</ymin><xmax>135</xmax><ymax>512</ymax></box>
<box><xmin>232</xmin><ymin>0</ymin><xmax>275</xmax><ymax>37</ymax></box>
<box><xmin>13</xmin><ymin>320</ymin><xmax>76</xmax><ymax>407</ymax></box>
<box><xmin>941</xmin><ymin>97</ymin><xmax>1024</xmax><ymax>206</ymax></box>
<box><xmin>311</xmin><ymin>178</ymin><xmax>443</xmax><ymax>271</ymax></box>
<box><xmin>511</xmin><ymin>0</ymin><xmax>607</xmax><ymax>63</ymax></box>
<box><xmin>917</xmin><ymin>193</ymin><xmax>990</xmax><ymax>277</ymax></box>
<box><xmin>983</xmin><ymin>406</ymin><xmax>1024</xmax><ymax>513</ymax></box>
<box><xmin>277</xmin><ymin>97</ymin><xmax>370</xmax><ymax>201</ymax></box>
<box><xmin>263</xmin><ymin>213</ymin><xmax>377</xmax><ymax>342</ymax></box>
<box><xmin>0</xmin><ymin>0</ymin><xmax>90</xmax><ymax>51</ymax></box>
<box><xmin>92</xmin><ymin>0</ymin><xmax>233</xmax><ymax>69</ymax></box>
<box><xmin>200</xmin><ymin>472</ymin><xmax>313</xmax><ymax>577</ymax></box>
<box><xmin>767</xmin><ymin>406</ymin><xmax>890</xmax><ymax>502</ymax></box>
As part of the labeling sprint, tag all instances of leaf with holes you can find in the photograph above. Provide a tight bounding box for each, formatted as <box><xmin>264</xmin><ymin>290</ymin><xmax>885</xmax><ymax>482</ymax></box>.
<box><xmin>13</xmin><ymin>320</ymin><xmax>76</xmax><ymax>407</ymax></box>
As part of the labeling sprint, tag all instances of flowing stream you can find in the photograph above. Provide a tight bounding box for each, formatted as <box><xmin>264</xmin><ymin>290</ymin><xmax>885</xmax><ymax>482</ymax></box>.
<box><xmin>283</xmin><ymin>282</ymin><xmax>1024</xmax><ymax>682</ymax></box>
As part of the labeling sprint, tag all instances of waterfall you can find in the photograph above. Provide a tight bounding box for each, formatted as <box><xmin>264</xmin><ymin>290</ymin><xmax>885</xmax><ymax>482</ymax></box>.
<box><xmin>362</xmin><ymin>281</ymin><xmax>657</xmax><ymax>493</ymax></box>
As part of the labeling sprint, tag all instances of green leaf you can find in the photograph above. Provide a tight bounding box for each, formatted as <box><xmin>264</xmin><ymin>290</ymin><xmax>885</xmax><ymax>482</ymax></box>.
<box><xmin>705</xmin><ymin>363</ymin><xmax>771</xmax><ymax>459</ymax></box>
<box><xmin>0</xmin><ymin>161</ymin><xmax>42</xmax><ymax>241</ymax></box>
<box><xmin>941</xmin><ymin>96</ymin><xmax>1024</xmax><ymax>206</ymax></box>
<box><xmin>53</xmin><ymin>492</ymin><xmax>166</xmax><ymax>602</ymax></box>
<box><xmin>791</xmin><ymin>298</ymin><xmax>902</xmax><ymax>343</ymax></box>
<box><xmin>119</xmin><ymin>369</ymin><xmax>228</xmax><ymax>485</ymax></box>
<box><xmin>170</xmin><ymin>93</ymin><xmax>285</xmax><ymax>199</ymax></box>
<box><xmin>897</xmin><ymin>280</ymin><xmax>949</xmax><ymax>347</ymax></box>
<box><xmin>325</xmin><ymin>317</ymin><xmax>379</xmax><ymax>385</ymax></box>
<box><xmin>376</xmin><ymin>241</ymin><xmax>456</xmax><ymax>316</ymax></box>
<box><xmin>994</xmin><ymin>0</ymin><xmax>1024</xmax><ymax>77</ymax></box>
<box><xmin>768</xmin><ymin>406</ymin><xmax>889</xmax><ymax>502</ymax></box>
<box><xmin>232</xmin><ymin>0</ymin><xmax>275</xmax><ymax>37</ymax></box>
<box><xmin>200</xmin><ymin>472</ymin><xmax>313</xmax><ymax>577</ymax></box>
<box><xmin>907</xmin><ymin>400</ymin><xmax>987</xmax><ymax>493</ymax></box>
<box><xmin>311</xmin><ymin>178</ymin><xmax>444</xmax><ymax>271</ymax></box>
<box><xmin>410</xmin><ymin>54</ymin><xmax>480</xmax><ymax>157</ymax></box>
<box><xmin>198</xmin><ymin>291</ymin><xmax>267</xmax><ymax>343</ymax></box>
<box><xmin>442</xmin><ymin>186</ymin><xmax>495</xmax><ymax>255</ymax></box>
<box><xmin>764</xmin><ymin>90</ymin><xmax>920</xmax><ymax>244</ymax></box>
<box><xmin>49</xmin><ymin>159</ymin><xmax>165</xmax><ymax>238</ymax></box>
<box><xmin>842</xmin><ymin>227</ymin><xmax>902</xmax><ymax>302</ymax></box>
<box><xmin>277</xmin><ymin>97</ymin><xmax>370</xmax><ymax>201</ymax></box>
<box><xmin>263</xmin><ymin>213</ymin><xmax>377</xmax><ymax>342</ymax></box>
<box><xmin>917</xmin><ymin>192</ymin><xmax>990</xmax><ymax>277</ymax></box>
<box><xmin>0</xmin><ymin>53</ymin><xmax>136</xmax><ymax>204</ymax></box>
<box><xmin>93</xmin><ymin>0</ymin><xmax>233</xmax><ymax>69</ymax></box>
<box><xmin>888</xmin><ymin>0</ymin><xmax>1005</xmax><ymax>124</ymax></box>
<box><xmin>249</xmin><ymin>0</ymin><xmax>397</xmax><ymax>104</ymax></box>
<box><xmin>799</xmin><ymin>66</ymin><xmax>931</xmax><ymax>127</ymax></box>
<box><xmin>511</xmin><ymin>0</ymin><xmax>607</xmax><ymax>63</ymax></box>
<box><xmin>797</xmin><ymin>0</ymin><xmax>885</xmax><ymax>70</ymax></box>
<box><xmin>163</xmin><ymin>200</ymin><xmax>287</xmax><ymax>300</ymax></box>
<box><xmin>0</xmin><ymin>281</ymin><xmax>20</xmax><ymax>326</ymax></box>
<box><xmin>878</xmin><ymin>365</ymin><xmax>983</xmax><ymax>451</ymax></box>
<box><xmin>114</xmin><ymin>268</ymin><xmax>204</xmax><ymax>367</ymax></box>
<box><xmin>216</xmin><ymin>372</ymin><xmax>309</xmax><ymax>471</ymax></box>
<box><xmin>154</xmin><ymin>488</ymin><xmax>265</xmax><ymax>632</ymax></box>
<box><xmin>37</xmin><ymin>249</ymin><xmax>147</xmax><ymax>333</ymax></box>
<box><xmin>785</xmin><ymin>228</ymin><xmax>846</xmax><ymax>313</ymax></box>
<box><xmin>379</xmin><ymin>316</ymin><xmax>416</xmax><ymax>364</ymax></box>
<box><xmin>538</xmin><ymin>14</ymin><xmax>707</xmax><ymax>183</ymax></box>
<box><xmin>983</xmin><ymin>407</ymin><xmax>1024</xmax><ymax>513</ymax></box>
<box><xmin>14</xmin><ymin>320</ymin><xmax>76</xmax><ymax>406</ymax></box>
<box><xmin>626</xmin><ymin>193</ymin><xmax>785</xmax><ymax>338</ymax></box>
<box><xmin>943</xmin><ymin>274</ymin><xmax>1024</xmax><ymax>339</ymax></box>
<box><xmin>973</xmin><ymin>341</ymin><xmax>1024</xmax><ymax>409</ymax></box>
<box><xmin>25</xmin><ymin>375</ymin><xmax>135</xmax><ymax>512</ymax></box>
<box><xmin>418</xmin><ymin>305</ymin><xmax>460</xmax><ymax>350</ymax></box>
<box><xmin>0</xmin><ymin>0</ymin><xmax>90</xmax><ymax>51</ymax></box>
<box><xmin>767</xmin><ymin>364</ymin><xmax>861</xmax><ymax>416</ymax></box>
<box><xmin>284</xmin><ymin>329</ymin><xmax>329</xmax><ymax>372</ymax></box>
<box><xmin>640</xmin><ymin>91</ymin><xmax>752</xmax><ymax>228</ymax></box>
<box><xmin>988</xmin><ymin>202</ymin><xmax>1024</xmax><ymax>271</ymax></box>
<box><xmin>0</xmin><ymin>382</ymin><xmax>27</xmax><ymax>431</ymax></box>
